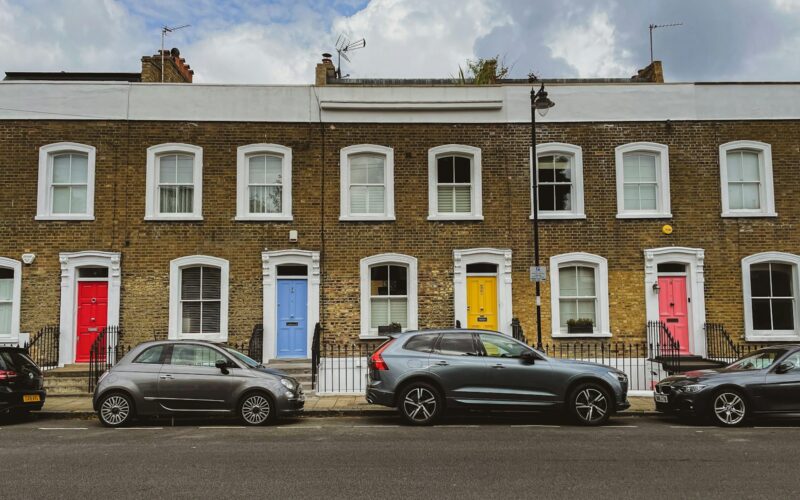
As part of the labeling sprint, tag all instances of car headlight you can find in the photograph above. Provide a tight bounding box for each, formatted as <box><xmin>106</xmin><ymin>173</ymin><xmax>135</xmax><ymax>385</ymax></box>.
<box><xmin>280</xmin><ymin>378</ymin><xmax>296</xmax><ymax>391</ymax></box>
<box><xmin>681</xmin><ymin>384</ymin><xmax>707</xmax><ymax>393</ymax></box>
<box><xmin>607</xmin><ymin>371</ymin><xmax>627</xmax><ymax>383</ymax></box>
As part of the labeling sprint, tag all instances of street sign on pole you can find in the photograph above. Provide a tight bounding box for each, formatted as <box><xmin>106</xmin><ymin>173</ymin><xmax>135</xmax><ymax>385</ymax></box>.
<box><xmin>529</xmin><ymin>266</ymin><xmax>547</xmax><ymax>282</ymax></box>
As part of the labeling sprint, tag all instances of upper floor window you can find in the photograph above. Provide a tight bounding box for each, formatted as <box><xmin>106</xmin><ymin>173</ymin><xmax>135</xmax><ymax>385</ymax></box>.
<box><xmin>169</xmin><ymin>256</ymin><xmax>229</xmax><ymax>342</ymax></box>
<box><xmin>428</xmin><ymin>145</ymin><xmax>483</xmax><ymax>220</ymax></box>
<box><xmin>532</xmin><ymin>143</ymin><xmax>585</xmax><ymax>220</ymax></box>
<box><xmin>0</xmin><ymin>258</ymin><xmax>21</xmax><ymax>342</ymax></box>
<box><xmin>360</xmin><ymin>253</ymin><xmax>418</xmax><ymax>338</ymax></box>
<box><xmin>615</xmin><ymin>142</ymin><xmax>671</xmax><ymax>219</ymax></box>
<box><xmin>236</xmin><ymin>144</ymin><xmax>293</xmax><ymax>221</ymax></box>
<box><xmin>742</xmin><ymin>252</ymin><xmax>800</xmax><ymax>341</ymax></box>
<box><xmin>145</xmin><ymin>144</ymin><xmax>203</xmax><ymax>221</ymax></box>
<box><xmin>340</xmin><ymin>145</ymin><xmax>395</xmax><ymax>221</ymax></box>
<box><xmin>549</xmin><ymin>253</ymin><xmax>611</xmax><ymax>338</ymax></box>
<box><xmin>36</xmin><ymin>143</ymin><xmax>96</xmax><ymax>220</ymax></box>
<box><xmin>719</xmin><ymin>141</ymin><xmax>776</xmax><ymax>217</ymax></box>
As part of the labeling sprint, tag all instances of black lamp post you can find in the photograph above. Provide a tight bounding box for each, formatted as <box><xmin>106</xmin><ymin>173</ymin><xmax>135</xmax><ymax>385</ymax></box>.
<box><xmin>530</xmin><ymin>81</ymin><xmax>555</xmax><ymax>350</ymax></box>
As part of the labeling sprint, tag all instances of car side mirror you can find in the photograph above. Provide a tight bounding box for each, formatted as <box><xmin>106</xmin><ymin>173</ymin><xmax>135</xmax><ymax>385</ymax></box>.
<box><xmin>520</xmin><ymin>351</ymin><xmax>536</xmax><ymax>364</ymax></box>
<box><xmin>776</xmin><ymin>361</ymin><xmax>796</xmax><ymax>374</ymax></box>
<box><xmin>215</xmin><ymin>359</ymin><xmax>229</xmax><ymax>374</ymax></box>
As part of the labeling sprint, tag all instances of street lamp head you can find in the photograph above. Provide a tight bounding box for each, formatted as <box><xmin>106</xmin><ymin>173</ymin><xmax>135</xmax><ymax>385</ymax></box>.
<box><xmin>533</xmin><ymin>83</ymin><xmax>555</xmax><ymax>117</ymax></box>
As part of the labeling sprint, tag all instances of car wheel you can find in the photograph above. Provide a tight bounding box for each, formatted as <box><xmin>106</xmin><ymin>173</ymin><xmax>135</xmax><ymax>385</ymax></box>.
<box><xmin>238</xmin><ymin>392</ymin><xmax>275</xmax><ymax>426</ymax></box>
<box><xmin>399</xmin><ymin>382</ymin><xmax>442</xmax><ymax>426</ymax></box>
<box><xmin>98</xmin><ymin>392</ymin><xmax>135</xmax><ymax>427</ymax></box>
<box><xmin>569</xmin><ymin>383</ymin><xmax>611</xmax><ymax>426</ymax></box>
<box><xmin>711</xmin><ymin>389</ymin><xmax>748</xmax><ymax>427</ymax></box>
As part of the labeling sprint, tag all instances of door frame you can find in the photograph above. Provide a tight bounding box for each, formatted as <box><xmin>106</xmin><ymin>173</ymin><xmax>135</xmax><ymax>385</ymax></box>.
<box><xmin>58</xmin><ymin>251</ymin><xmax>121</xmax><ymax>367</ymax></box>
<box><xmin>644</xmin><ymin>247</ymin><xmax>706</xmax><ymax>356</ymax></box>
<box><xmin>262</xmin><ymin>249</ymin><xmax>320</xmax><ymax>362</ymax></box>
<box><xmin>276</xmin><ymin>277</ymin><xmax>309</xmax><ymax>359</ymax></box>
<box><xmin>454</xmin><ymin>248</ymin><xmax>513</xmax><ymax>335</ymax></box>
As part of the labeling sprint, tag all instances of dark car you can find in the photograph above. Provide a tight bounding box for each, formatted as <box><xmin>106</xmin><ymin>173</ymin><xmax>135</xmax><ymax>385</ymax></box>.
<box><xmin>93</xmin><ymin>340</ymin><xmax>304</xmax><ymax>427</ymax></box>
<box><xmin>365</xmin><ymin>329</ymin><xmax>630</xmax><ymax>426</ymax></box>
<box><xmin>655</xmin><ymin>345</ymin><xmax>800</xmax><ymax>426</ymax></box>
<box><xmin>0</xmin><ymin>347</ymin><xmax>46</xmax><ymax>417</ymax></box>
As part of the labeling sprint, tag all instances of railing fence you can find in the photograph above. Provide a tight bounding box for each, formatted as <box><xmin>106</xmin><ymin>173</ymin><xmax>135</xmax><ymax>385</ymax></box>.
<box><xmin>23</xmin><ymin>325</ymin><xmax>60</xmax><ymax>371</ymax></box>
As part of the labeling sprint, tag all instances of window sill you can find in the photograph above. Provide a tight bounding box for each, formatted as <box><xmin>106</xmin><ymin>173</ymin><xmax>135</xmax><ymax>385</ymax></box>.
<box><xmin>234</xmin><ymin>215</ymin><xmax>293</xmax><ymax>222</ymax></box>
<box><xmin>721</xmin><ymin>211</ymin><xmax>778</xmax><ymax>218</ymax></box>
<box><xmin>530</xmin><ymin>213</ymin><xmax>587</xmax><ymax>220</ymax></box>
<box><xmin>744</xmin><ymin>333</ymin><xmax>800</xmax><ymax>342</ymax></box>
<box><xmin>144</xmin><ymin>215</ymin><xmax>204</xmax><ymax>222</ymax></box>
<box><xmin>427</xmin><ymin>214</ymin><xmax>484</xmax><ymax>221</ymax></box>
<box><xmin>339</xmin><ymin>215</ymin><xmax>396</xmax><ymax>222</ymax></box>
<box><xmin>616</xmin><ymin>213</ymin><xmax>672</xmax><ymax>220</ymax></box>
<box><xmin>551</xmin><ymin>332</ymin><xmax>613</xmax><ymax>339</ymax></box>
<box><xmin>35</xmin><ymin>214</ymin><xmax>95</xmax><ymax>221</ymax></box>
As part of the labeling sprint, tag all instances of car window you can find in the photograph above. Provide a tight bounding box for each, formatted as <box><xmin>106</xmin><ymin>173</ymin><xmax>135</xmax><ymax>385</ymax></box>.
<box><xmin>224</xmin><ymin>347</ymin><xmax>259</xmax><ymax>368</ymax></box>
<box><xmin>725</xmin><ymin>349</ymin><xmax>787</xmax><ymax>371</ymax></box>
<box><xmin>782</xmin><ymin>351</ymin><xmax>800</xmax><ymax>370</ymax></box>
<box><xmin>478</xmin><ymin>333</ymin><xmax>530</xmax><ymax>358</ymax></box>
<box><xmin>133</xmin><ymin>345</ymin><xmax>166</xmax><ymax>364</ymax></box>
<box><xmin>436</xmin><ymin>333</ymin><xmax>478</xmax><ymax>356</ymax></box>
<box><xmin>168</xmin><ymin>345</ymin><xmax>224</xmax><ymax>367</ymax></box>
<box><xmin>12</xmin><ymin>352</ymin><xmax>37</xmax><ymax>370</ymax></box>
<box><xmin>404</xmin><ymin>333</ymin><xmax>439</xmax><ymax>353</ymax></box>
<box><xmin>0</xmin><ymin>351</ymin><xmax>12</xmax><ymax>370</ymax></box>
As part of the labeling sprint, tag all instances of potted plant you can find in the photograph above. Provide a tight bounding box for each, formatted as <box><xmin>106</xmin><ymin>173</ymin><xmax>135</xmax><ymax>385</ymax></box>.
<box><xmin>378</xmin><ymin>322</ymin><xmax>402</xmax><ymax>335</ymax></box>
<box><xmin>567</xmin><ymin>318</ymin><xmax>594</xmax><ymax>334</ymax></box>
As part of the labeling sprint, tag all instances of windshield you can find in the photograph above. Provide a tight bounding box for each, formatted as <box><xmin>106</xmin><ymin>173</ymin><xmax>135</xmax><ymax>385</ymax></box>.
<box><xmin>724</xmin><ymin>349</ymin><xmax>788</xmax><ymax>371</ymax></box>
<box><xmin>224</xmin><ymin>347</ymin><xmax>260</xmax><ymax>368</ymax></box>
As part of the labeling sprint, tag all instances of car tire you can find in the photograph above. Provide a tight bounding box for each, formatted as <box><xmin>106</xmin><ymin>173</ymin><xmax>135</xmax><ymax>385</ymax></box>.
<box><xmin>568</xmin><ymin>383</ymin><xmax>612</xmax><ymax>426</ymax></box>
<box><xmin>711</xmin><ymin>389</ymin><xmax>748</xmax><ymax>427</ymax></box>
<box><xmin>398</xmin><ymin>382</ymin><xmax>442</xmax><ymax>426</ymax></box>
<box><xmin>238</xmin><ymin>392</ymin><xmax>276</xmax><ymax>426</ymax></box>
<box><xmin>97</xmin><ymin>392</ymin><xmax>135</xmax><ymax>428</ymax></box>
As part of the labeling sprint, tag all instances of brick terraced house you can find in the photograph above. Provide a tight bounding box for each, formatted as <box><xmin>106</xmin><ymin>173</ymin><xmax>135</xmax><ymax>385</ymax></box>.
<box><xmin>1</xmin><ymin>52</ymin><xmax>800</xmax><ymax>391</ymax></box>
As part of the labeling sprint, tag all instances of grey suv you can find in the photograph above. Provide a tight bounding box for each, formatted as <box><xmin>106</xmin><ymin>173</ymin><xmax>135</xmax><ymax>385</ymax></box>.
<box><xmin>366</xmin><ymin>329</ymin><xmax>630</xmax><ymax>425</ymax></box>
<box><xmin>93</xmin><ymin>340</ymin><xmax>304</xmax><ymax>427</ymax></box>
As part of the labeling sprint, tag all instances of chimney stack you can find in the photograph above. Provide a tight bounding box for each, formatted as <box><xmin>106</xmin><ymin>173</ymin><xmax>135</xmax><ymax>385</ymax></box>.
<box><xmin>141</xmin><ymin>47</ymin><xmax>194</xmax><ymax>83</ymax></box>
<box><xmin>315</xmin><ymin>53</ymin><xmax>336</xmax><ymax>86</ymax></box>
<box><xmin>631</xmin><ymin>60</ymin><xmax>664</xmax><ymax>83</ymax></box>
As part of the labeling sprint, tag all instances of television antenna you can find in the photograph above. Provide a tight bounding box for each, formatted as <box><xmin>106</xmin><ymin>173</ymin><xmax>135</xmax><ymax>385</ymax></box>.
<box><xmin>649</xmin><ymin>22</ymin><xmax>682</xmax><ymax>63</ymax></box>
<box><xmin>161</xmin><ymin>24</ymin><xmax>191</xmax><ymax>82</ymax></box>
<box><xmin>334</xmin><ymin>35</ymin><xmax>366</xmax><ymax>78</ymax></box>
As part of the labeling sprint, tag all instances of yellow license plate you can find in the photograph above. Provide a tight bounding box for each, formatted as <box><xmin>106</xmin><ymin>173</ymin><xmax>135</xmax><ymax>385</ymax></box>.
<box><xmin>23</xmin><ymin>394</ymin><xmax>41</xmax><ymax>403</ymax></box>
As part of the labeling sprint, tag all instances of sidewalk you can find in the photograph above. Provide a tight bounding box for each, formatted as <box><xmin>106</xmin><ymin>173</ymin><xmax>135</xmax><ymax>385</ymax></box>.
<box><xmin>35</xmin><ymin>395</ymin><xmax>656</xmax><ymax>419</ymax></box>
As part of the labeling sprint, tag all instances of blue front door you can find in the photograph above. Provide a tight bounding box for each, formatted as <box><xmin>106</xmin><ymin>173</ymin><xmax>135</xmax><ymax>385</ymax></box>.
<box><xmin>277</xmin><ymin>279</ymin><xmax>308</xmax><ymax>358</ymax></box>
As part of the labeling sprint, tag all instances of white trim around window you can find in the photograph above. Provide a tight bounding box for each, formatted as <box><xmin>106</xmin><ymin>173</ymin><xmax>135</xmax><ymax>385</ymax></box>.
<box><xmin>235</xmin><ymin>144</ymin><xmax>293</xmax><ymax>221</ymax></box>
<box><xmin>615</xmin><ymin>142</ymin><xmax>671</xmax><ymax>219</ymax></box>
<box><xmin>0</xmin><ymin>257</ymin><xmax>22</xmax><ymax>345</ymax></box>
<box><xmin>169</xmin><ymin>255</ymin><xmax>229</xmax><ymax>342</ymax></box>
<box><xmin>719</xmin><ymin>141</ymin><xmax>776</xmax><ymax>218</ymax></box>
<box><xmin>36</xmin><ymin>142</ymin><xmax>96</xmax><ymax>221</ymax></box>
<box><xmin>742</xmin><ymin>252</ymin><xmax>800</xmax><ymax>342</ymax></box>
<box><xmin>549</xmin><ymin>252</ymin><xmax>611</xmax><ymax>338</ymax></box>
<box><xmin>145</xmin><ymin>143</ymin><xmax>203</xmax><ymax>221</ymax></box>
<box><xmin>340</xmin><ymin>144</ymin><xmax>395</xmax><ymax>221</ymax></box>
<box><xmin>359</xmin><ymin>253</ymin><xmax>418</xmax><ymax>339</ymax></box>
<box><xmin>427</xmin><ymin>145</ymin><xmax>483</xmax><ymax>221</ymax></box>
<box><xmin>531</xmin><ymin>143</ymin><xmax>585</xmax><ymax>220</ymax></box>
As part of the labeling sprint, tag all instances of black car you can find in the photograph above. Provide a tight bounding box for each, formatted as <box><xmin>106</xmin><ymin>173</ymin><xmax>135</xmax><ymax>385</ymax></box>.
<box><xmin>0</xmin><ymin>347</ymin><xmax>46</xmax><ymax>416</ymax></box>
<box><xmin>655</xmin><ymin>345</ymin><xmax>800</xmax><ymax>426</ymax></box>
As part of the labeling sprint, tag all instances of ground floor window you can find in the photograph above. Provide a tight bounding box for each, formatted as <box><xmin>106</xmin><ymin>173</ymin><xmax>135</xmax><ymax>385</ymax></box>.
<box><xmin>743</xmin><ymin>253</ymin><xmax>800</xmax><ymax>340</ymax></box>
<box><xmin>360</xmin><ymin>253</ymin><xmax>418</xmax><ymax>337</ymax></box>
<box><xmin>0</xmin><ymin>258</ymin><xmax>21</xmax><ymax>340</ymax></box>
<box><xmin>169</xmin><ymin>256</ymin><xmax>229</xmax><ymax>341</ymax></box>
<box><xmin>549</xmin><ymin>253</ymin><xmax>610</xmax><ymax>338</ymax></box>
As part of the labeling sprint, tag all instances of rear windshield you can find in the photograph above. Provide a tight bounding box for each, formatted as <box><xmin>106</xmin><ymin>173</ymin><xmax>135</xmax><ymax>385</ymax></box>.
<box><xmin>0</xmin><ymin>351</ymin><xmax>12</xmax><ymax>371</ymax></box>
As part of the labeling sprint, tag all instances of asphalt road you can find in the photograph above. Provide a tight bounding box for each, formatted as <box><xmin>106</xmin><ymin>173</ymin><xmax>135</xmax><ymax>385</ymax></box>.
<box><xmin>2</xmin><ymin>413</ymin><xmax>800</xmax><ymax>499</ymax></box>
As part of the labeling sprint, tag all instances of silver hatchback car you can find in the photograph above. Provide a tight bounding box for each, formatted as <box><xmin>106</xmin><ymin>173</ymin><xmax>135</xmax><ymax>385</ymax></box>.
<box><xmin>93</xmin><ymin>340</ymin><xmax>304</xmax><ymax>427</ymax></box>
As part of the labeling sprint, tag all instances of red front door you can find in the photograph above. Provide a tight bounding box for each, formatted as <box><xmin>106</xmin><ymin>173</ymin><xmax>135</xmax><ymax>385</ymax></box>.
<box><xmin>658</xmin><ymin>276</ymin><xmax>690</xmax><ymax>354</ymax></box>
<box><xmin>75</xmin><ymin>281</ymin><xmax>109</xmax><ymax>363</ymax></box>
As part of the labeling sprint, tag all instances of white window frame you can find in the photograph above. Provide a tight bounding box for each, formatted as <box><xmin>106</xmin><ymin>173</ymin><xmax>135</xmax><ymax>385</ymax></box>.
<box><xmin>359</xmin><ymin>253</ymin><xmax>418</xmax><ymax>339</ymax></box>
<box><xmin>742</xmin><ymin>252</ymin><xmax>800</xmax><ymax>342</ymax></box>
<box><xmin>145</xmin><ymin>143</ymin><xmax>203</xmax><ymax>221</ymax></box>
<box><xmin>531</xmin><ymin>143</ymin><xmax>585</xmax><ymax>220</ymax></box>
<box><xmin>719</xmin><ymin>141</ymin><xmax>776</xmax><ymax>218</ymax></box>
<box><xmin>428</xmin><ymin>145</ymin><xmax>483</xmax><ymax>221</ymax></box>
<box><xmin>169</xmin><ymin>255</ymin><xmax>229</xmax><ymax>342</ymax></box>
<box><xmin>36</xmin><ymin>142</ymin><xmax>96</xmax><ymax>221</ymax></box>
<box><xmin>615</xmin><ymin>142</ymin><xmax>671</xmax><ymax>219</ymax></box>
<box><xmin>549</xmin><ymin>252</ymin><xmax>611</xmax><ymax>338</ymax></box>
<box><xmin>0</xmin><ymin>257</ymin><xmax>22</xmax><ymax>344</ymax></box>
<box><xmin>235</xmin><ymin>144</ymin><xmax>293</xmax><ymax>221</ymax></box>
<box><xmin>340</xmin><ymin>144</ymin><xmax>395</xmax><ymax>221</ymax></box>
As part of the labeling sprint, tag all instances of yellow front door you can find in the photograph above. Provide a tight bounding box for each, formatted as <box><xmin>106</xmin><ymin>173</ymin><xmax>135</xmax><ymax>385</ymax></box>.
<box><xmin>467</xmin><ymin>276</ymin><xmax>498</xmax><ymax>331</ymax></box>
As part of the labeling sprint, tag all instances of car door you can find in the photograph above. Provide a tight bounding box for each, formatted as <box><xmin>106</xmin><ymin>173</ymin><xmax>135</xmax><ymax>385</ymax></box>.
<box><xmin>476</xmin><ymin>332</ymin><xmax>557</xmax><ymax>407</ymax></box>
<box><xmin>122</xmin><ymin>344</ymin><xmax>168</xmax><ymax>413</ymax></box>
<box><xmin>157</xmin><ymin>344</ymin><xmax>238</xmax><ymax>412</ymax></box>
<box><xmin>427</xmin><ymin>332</ymin><xmax>489</xmax><ymax>405</ymax></box>
<box><xmin>762</xmin><ymin>350</ymin><xmax>800</xmax><ymax>413</ymax></box>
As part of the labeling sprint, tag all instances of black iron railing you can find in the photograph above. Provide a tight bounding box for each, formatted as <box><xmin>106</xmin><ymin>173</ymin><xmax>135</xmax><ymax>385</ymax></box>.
<box><xmin>311</xmin><ymin>322</ymin><xmax>321</xmax><ymax>389</ymax></box>
<box><xmin>646</xmin><ymin>320</ymin><xmax>681</xmax><ymax>372</ymax></box>
<box><xmin>705</xmin><ymin>322</ymin><xmax>741</xmax><ymax>363</ymax></box>
<box><xmin>88</xmin><ymin>325</ymin><xmax>125</xmax><ymax>392</ymax></box>
<box><xmin>511</xmin><ymin>318</ymin><xmax>526</xmax><ymax>344</ymax></box>
<box><xmin>24</xmin><ymin>325</ymin><xmax>60</xmax><ymax>371</ymax></box>
<box><xmin>248</xmin><ymin>324</ymin><xmax>264</xmax><ymax>363</ymax></box>
<box><xmin>315</xmin><ymin>339</ymin><xmax>383</xmax><ymax>393</ymax></box>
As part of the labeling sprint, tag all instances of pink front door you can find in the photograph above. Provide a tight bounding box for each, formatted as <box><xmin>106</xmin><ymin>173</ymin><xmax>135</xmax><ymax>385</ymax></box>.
<box><xmin>658</xmin><ymin>276</ymin><xmax>690</xmax><ymax>354</ymax></box>
<box><xmin>75</xmin><ymin>281</ymin><xmax>109</xmax><ymax>363</ymax></box>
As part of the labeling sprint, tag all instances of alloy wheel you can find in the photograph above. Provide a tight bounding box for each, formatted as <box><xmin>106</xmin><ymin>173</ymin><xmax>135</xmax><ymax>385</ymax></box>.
<box><xmin>402</xmin><ymin>387</ymin><xmax>437</xmax><ymax>423</ymax></box>
<box><xmin>100</xmin><ymin>394</ymin><xmax>130</xmax><ymax>426</ymax></box>
<box><xmin>241</xmin><ymin>395</ymin><xmax>271</xmax><ymax>425</ymax></box>
<box><xmin>574</xmin><ymin>387</ymin><xmax>608</xmax><ymax>424</ymax></box>
<box><xmin>713</xmin><ymin>392</ymin><xmax>746</xmax><ymax>426</ymax></box>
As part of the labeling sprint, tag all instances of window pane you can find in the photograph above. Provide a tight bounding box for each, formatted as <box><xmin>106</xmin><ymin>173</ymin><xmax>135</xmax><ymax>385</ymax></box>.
<box><xmin>53</xmin><ymin>155</ymin><xmax>71</xmax><ymax>183</ymax></box>
<box><xmin>181</xmin><ymin>302</ymin><xmax>201</xmax><ymax>333</ymax></box>
<box><xmin>370</xmin><ymin>298</ymin><xmax>389</xmax><ymax>328</ymax></box>
<box><xmin>623</xmin><ymin>185</ymin><xmax>640</xmax><ymax>210</ymax></box>
<box><xmin>170</xmin><ymin>345</ymin><xmax>220</xmax><ymax>367</ymax></box>
<box><xmin>559</xmin><ymin>267</ymin><xmax>577</xmax><ymax>297</ymax></box>
<box><xmin>752</xmin><ymin>299</ymin><xmax>772</xmax><ymax>330</ymax></box>
<box><xmin>437</xmin><ymin>157</ymin><xmax>454</xmax><ymax>183</ymax></box>
<box><xmin>159</xmin><ymin>156</ymin><xmax>177</xmax><ymax>183</ymax></box>
<box><xmin>70</xmin><ymin>186</ymin><xmax>87</xmax><ymax>214</ymax></box>
<box><xmin>181</xmin><ymin>267</ymin><xmax>202</xmax><ymax>300</ymax></box>
<box><xmin>264</xmin><ymin>156</ymin><xmax>282</xmax><ymax>184</ymax></box>
<box><xmin>771</xmin><ymin>263</ymin><xmax>793</xmax><ymax>297</ymax></box>
<box><xmin>366</xmin><ymin>186</ymin><xmax>384</xmax><ymax>213</ymax></box>
<box><xmin>576</xmin><ymin>299</ymin><xmax>597</xmax><ymax>324</ymax></box>
<box><xmin>637</xmin><ymin>154</ymin><xmax>657</xmax><ymax>181</ymax></box>
<box><xmin>277</xmin><ymin>265</ymin><xmax>307</xmax><ymax>276</ymax></box>
<box><xmin>727</xmin><ymin>152</ymin><xmax>742</xmax><ymax>182</ymax></box>
<box><xmin>741</xmin><ymin>184</ymin><xmax>760</xmax><ymax>210</ymax></box>
<box><xmin>52</xmin><ymin>186</ymin><xmax>71</xmax><ymax>213</ymax></box>
<box><xmin>437</xmin><ymin>186</ymin><xmax>453</xmax><ymax>212</ymax></box>
<box><xmin>389</xmin><ymin>265</ymin><xmax>407</xmax><ymax>295</ymax></box>
<box><xmin>264</xmin><ymin>186</ymin><xmax>281</xmax><ymax>213</ymax></box>
<box><xmin>70</xmin><ymin>155</ymin><xmax>88</xmax><ymax>183</ymax></box>
<box><xmin>350</xmin><ymin>186</ymin><xmax>368</xmax><ymax>213</ymax></box>
<box><xmin>538</xmin><ymin>185</ymin><xmax>555</xmax><ymax>211</ymax></box>
<box><xmin>248</xmin><ymin>156</ymin><xmax>266</xmax><ymax>184</ymax></box>
<box><xmin>728</xmin><ymin>183</ymin><xmax>743</xmax><ymax>210</ymax></box>
<box><xmin>366</xmin><ymin>158</ymin><xmax>385</xmax><ymax>184</ymax></box>
<box><xmin>453</xmin><ymin>186</ymin><xmax>471</xmax><ymax>213</ymax></box>
<box><xmin>370</xmin><ymin>265</ymin><xmax>389</xmax><ymax>296</ymax></box>
<box><xmin>0</xmin><ymin>277</ymin><xmax>13</xmax><ymax>300</ymax></box>
<box><xmin>0</xmin><ymin>303</ymin><xmax>11</xmax><ymax>334</ymax></box>
<box><xmin>623</xmin><ymin>154</ymin><xmax>639</xmax><ymax>181</ymax></box>
<box><xmin>639</xmin><ymin>184</ymin><xmax>657</xmax><ymax>210</ymax></box>
<box><xmin>249</xmin><ymin>186</ymin><xmax>266</xmax><ymax>213</ymax></box>
<box><xmin>750</xmin><ymin>264</ymin><xmax>771</xmax><ymax>297</ymax></box>
<box><xmin>538</xmin><ymin>155</ymin><xmax>555</xmax><ymax>182</ymax></box>
<box><xmin>437</xmin><ymin>333</ymin><xmax>477</xmax><ymax>356</ymax></box>
<box><xmin>134</xmin><ymin>345</ymin><xmax>165</xmax><ymax>364</ymax></box>
<box><xmin>741</xmin><ymin>152</ymin><xmax>760</xmax><ymax>182</ymax></box>
<box><xmin>553</xmin><ymin>156</ymin><xmax>572</xmax><ymax>182</ymax></box>
<box><xmin>772</xmin><ymin>299</ymin><xmax>794</xmax><ymax>330</ymax></box>
<box><xmin>576</xmin><ymin>267</ymin><xmax>596</xmax><ymax>296</ymax></box>
<box><xmin>389</xmin><ymin>299</ymin><xmax>408</xmax><ymax>327</ymax></box>
<box><xmin>202</xmin><ymin>302</ymin><xmax>221</xmax><ymax>333</ymax></box>
<box><xmin>177</xmin><ymin>186</ymin><xmax>193</xmax><ymax>213</ymax></box>
<box><xmin>351</xmin><ymin>160</ymin><xmax>368</xmax><ymax>184</ymax></box>
<box><xmin>202</xmin><ymin>267</ymin><xmax>221</xmax><ymax>300</ymax></box>
<box><xmin>554</xmin><ymin>184</ymin><xmax>572</xmax><ymax>211</ymax></box>
<box><xmin>559</xmin><ymin>299</ymin><xmax>577</xmax><ymax>328</ymax></box>
<box><xmin>176</xmin><ymin>156</ymin><xmax>194</xmax><ymax>183</ymax></box>
<box><xmin>454</xmin><ymin>157</ymin><xmax>471</xmax><ymax>183</ymax></box>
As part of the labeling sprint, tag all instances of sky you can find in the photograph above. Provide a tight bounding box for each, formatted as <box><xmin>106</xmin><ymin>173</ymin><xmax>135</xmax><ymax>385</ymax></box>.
<box><xmin>0</xmin><ymin>0</ymin><xmax>799</xmax><ymax>84</ymax></box>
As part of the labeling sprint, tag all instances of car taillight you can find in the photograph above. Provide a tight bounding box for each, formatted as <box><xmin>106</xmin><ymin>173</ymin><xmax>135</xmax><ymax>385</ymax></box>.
<box><xmin>369</xmin><ymin>339</ymin><xmax>395</xmax><ymax>371</ymax></box>
<box><xmin>0</xmin><ymin>370</ymin><xmax>18</xmax><ymax>381</ymax></box>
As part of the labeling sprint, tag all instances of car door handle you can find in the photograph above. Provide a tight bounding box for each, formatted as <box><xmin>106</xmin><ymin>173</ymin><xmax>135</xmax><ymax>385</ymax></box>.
<box><xmin>159</xmin><ymin>374</ymin><xmax>174</xmax><ymax>380</ymax></box>
<box><xmin>434</xmin><ymin>361</ymin><xmax>449</xmax><ymax>366</ymax></box>
<box><xmin>492</xmin><ymin>364</ymin><xmax>505</xmax><ymax>369</ymax></box>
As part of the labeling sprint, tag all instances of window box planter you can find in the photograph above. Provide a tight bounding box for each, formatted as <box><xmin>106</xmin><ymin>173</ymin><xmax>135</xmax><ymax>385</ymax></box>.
<box><xmin>567</xmin><ymin>319</ymin><xmax>594</xmax><ymax>334</ymax></box>
<box><xmin>378</xmin><ymin>323</ymin><xmax>402</xmax><ymax>335</ymax></box>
